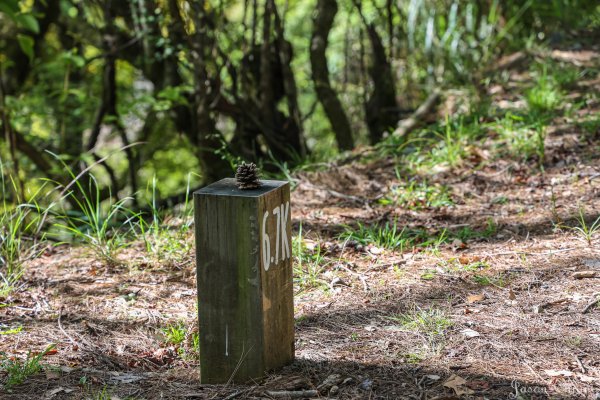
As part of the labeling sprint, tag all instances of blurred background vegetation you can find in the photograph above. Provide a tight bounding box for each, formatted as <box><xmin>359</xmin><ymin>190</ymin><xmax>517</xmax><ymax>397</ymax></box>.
<box><xmin>1</xmin><ymin>0</ymin><xmax>598</xmax><ymax>207</ymax></box>
<box><xmin>0</xmin><ymin>0</ymin><xmax>600</xmax><ymax>216</ymax></box>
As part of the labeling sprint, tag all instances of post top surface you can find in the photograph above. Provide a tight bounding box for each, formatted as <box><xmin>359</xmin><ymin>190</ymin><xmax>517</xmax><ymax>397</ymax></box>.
<box><xmin>194</xmin><ymin>178</ymin><xmax>288</xmax><ymax>198</ymax></box>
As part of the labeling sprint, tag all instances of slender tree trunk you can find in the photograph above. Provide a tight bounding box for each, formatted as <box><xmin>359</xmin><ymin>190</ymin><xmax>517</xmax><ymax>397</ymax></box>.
<box><xmin>355</xmin><ymin>1</ymin><xmax>399</xmax><ymax>144</ymax></box>
<box><xmin>271</xmin><ymin>0</ymin><xmax>306</xmax><ymax>157</ymax></box>
<box><xmin>310</xmin><ymin>0</ymin><xmax>354</xmax><ymax>151</ymax></box>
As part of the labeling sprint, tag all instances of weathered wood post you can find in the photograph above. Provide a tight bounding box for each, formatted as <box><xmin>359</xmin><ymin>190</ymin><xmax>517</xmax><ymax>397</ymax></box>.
<box><xmin>194</xmin><ymin>174</ymin><xmax>294</xmax><ymax>383</ymax></box>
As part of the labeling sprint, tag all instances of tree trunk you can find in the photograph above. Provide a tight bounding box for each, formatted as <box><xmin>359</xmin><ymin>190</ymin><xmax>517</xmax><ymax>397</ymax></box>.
<box><xmin>354</xmin><ymin>1</ymin><xmax>399</xmax><ymax>144</ymax></box>
<box><xmin>310</xmin><ymin>0</ymin><xmax>354</xmax><ymax>151</ymax></box>
<box><xmin>364</xmin><ymin>22</ymin><xmax>398</xmax><ymax>144</ymax></box>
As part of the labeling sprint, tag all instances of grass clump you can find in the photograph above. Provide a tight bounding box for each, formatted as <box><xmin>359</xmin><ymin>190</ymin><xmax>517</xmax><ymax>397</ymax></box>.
<box><xmin>0</xmin><ymin>169</ymin><xmax>46</xmax><ymax>296</ymax></box>
<box><xmin>342</xmin><ymin>219</ymin><xmax>496</xmax><ymax>253</ymax></box>
<box><xmin>161</xmin><ymin>322</ymin><xmax>199</xmax><ymax>360</ymax></box>
<box><xmin>379</xmin><ymin>179</ymin><xmax>454</xmax><ymax>210</ymax></box>
<box><xmin>526</xmin><ymin>67</ymin><xmax>563</xmax><ymax>113</ymax></box>
<box><xmin>134</xmin><ymin>176</ymin><xmax>194</xmax><ymax>268</ymax></box>
<box><xmin>342</xmin><ymin>220</ymin><xmax>412</xmax><ymax>251</ymax></box>
<box><xmin>293</xmin><ymin>224</ymin><xmax>329</xmax><ymax>292</ymax></box>
<box><xmin>493</xmin><ymin>112</ymin><xmax>546</xmax><ymax>163</ymax></box>
<box><xmin>54</xmin><ymin>175</ymin><xmax>134</xmax><ymax>267</ymax></box>
<box><xmin>389</xmin><ymin>306</ymin><xmax>452</xmax><ymax>358</ymax></box>
<box><xmin>388</xmin><ymin>307</ymin><xmax>452</xmax><ymax>336</ymax></box>
<box><xmin>567</xmin><ymin>208</ymin><xmax>600</xmax><ymax>246</ymax></box>
<box><xmin>0</xmin><ymin>344</ymin><xmax>56</xmax><ymax>388</ymax></box>
<box><xmin>162</xmin><ymin>322</ymin><xmax>186</xmax><ymax>346</ymax></box>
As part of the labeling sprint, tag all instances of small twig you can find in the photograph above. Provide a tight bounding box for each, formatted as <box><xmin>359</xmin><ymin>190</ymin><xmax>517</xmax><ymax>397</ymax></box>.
<box><xmin>265</xmin><ymin>390</ymin><xmax>319</xmax><ymax>398</ymax></box>
<box><xmin>487</xmin><ymin>247</ymin><xmax>579</xmax><ymax>257</ymax></box>
<box><xmin>337</xmin><ymin>263</ymin><xmax>369</xmax><ymax>292</ymax></box>
<box><xmin>393</xmin><ymin>90</ymin><xmax>441</xmax><ymax>137</ymax></box>
<box><xmin>57</xmin><ymin>309</ymin><xmax>81</xmax><ymax>349</ymax></box>
<box><xmin>575</xmin><ymin>355</ymin><xmax>587</xmax><ymax>374</ymax></box>
<box><xmin>582</xmin><ymin>292</ymin><xmax>600</xmax><ymax>314</ymax></box>
<box><xmin>222</xmin><ymin>389</ymin><xmax>250</xmax><ymax>400</ymax></box>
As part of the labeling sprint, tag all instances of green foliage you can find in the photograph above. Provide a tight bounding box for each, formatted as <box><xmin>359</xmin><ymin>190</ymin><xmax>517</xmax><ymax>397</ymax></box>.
<box><xmin>567</xmin><ymin>209</ymin><xmax>600</xmax><ymax>246</ymax></box>
<box><xmin>51</xmin><ymin>160</ymin><xmax>135</xmax><ymax>266</ymax></box>
<box><xmin>0</xmin><ymin>344</ymin><xmax>56</xmax><ymax>388</ymax></box>
<box><xmin>0</xmin><ymin>326</ymin><xmax>23</xmax><ymax>335</ymax></box>
<box><xmin>343</xmin><ymin>220</ymin><xmax>412</xmax><ymax>251</ymax></box>
<box><xmin>526</xmin><ymin>67</ymin><xmax>563</xmax><ymax>113</ymax></box>
<box><xmin>493</xmin><ymin>112</ymin><xmax>546</xmax><ymax>164</ymax></box>
<box><xmin>134</xmin><ymin>175</ymin><xmax>194</xmax><ymax>267</ymax></box>
<box><xmin>0</xmin><ymin>166</ymin><xmax>46</xmax><ymax>295</ymax></box>
<box><xmin>293</xmin><ymin>225</ymin><xmax>329</xmax><ymax>292</ymax></box>
<box><xmin>387</xmin><ymin>307</ymin><xmax>452</xmax><ymax>337</ymax></box>
<box><xmin>342</xmin><ymin>219</ymin><xmax>496</xmax><ymax>253</ymax></box>
<box><xmin>471</xmin><ymin>274</ymin><xmax>504</xmax><ymax>287</ymax></box>
<box><xmin>162</xmin><ymin>323</ymin><xmax>186</xmax><ymax>346</ymax></box>
<box><xmin>89</xmin><ymin>386</ymin><xmax>111</xmax><ymax>400</ymax></box>
<box><xmin>380</xmin><ymin>178</ymin><xmax>454</xmax><ymax>210</ymax></box>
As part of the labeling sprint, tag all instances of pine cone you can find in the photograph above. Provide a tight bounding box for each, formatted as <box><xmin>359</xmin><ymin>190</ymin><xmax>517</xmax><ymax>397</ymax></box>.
<box><xmin>235</xmin><ymin>162</ymin><xmax>262</xmax><ymax>190</ymax></box>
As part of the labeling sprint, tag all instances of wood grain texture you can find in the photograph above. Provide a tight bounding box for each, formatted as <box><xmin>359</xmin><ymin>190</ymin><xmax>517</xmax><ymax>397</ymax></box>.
<box><xmin>194</xmin><ymin>178</ymin><xmax>294</xmax><ymax>383</ymax></box>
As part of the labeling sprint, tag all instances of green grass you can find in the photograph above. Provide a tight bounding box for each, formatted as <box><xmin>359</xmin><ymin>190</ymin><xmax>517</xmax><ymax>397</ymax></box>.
<box><xmin>341</xmin><ymin>219</ymin><xmax>496</xmax><ymax>253</ymax></box>
<box><xmin>89</xmin><ymin>386</ymin><xmax>111</xmax><ymax>400</ymax></box>
<box><xmin>293</xmin><ymin>224</ymin><xmax>329</xmax><ymax>292</ymax></box>
<box><xmin>342</xmin><ymin>220</ymin><xmax>412</xmax><ymax>251</ymax></box>
<box><xmin>53</xmin><ymin>172</ymin><xmax>134</xmax><ymax>266</ymax></box>
<box><xmin>429</xmin><ymin>118</ymin><xmax>472</xmax><ymax>168</ymax></box>
<box><xmin>526</xmin><ymin>67</ymin><xmax>563</xmax><ymax>113</ymax></box>
<box><xmin>568</xmin><ymin>209</ymin><xmax>600</xmax><ymax>246</ymax></box>
<box><xmin>440</xmin><ymin>258</ymin><xmax>490</xmax><ymax>274</ymax></box>
<box><xmin>0</xmin><ymin>326</ymin><xmax>23</xmax><ymax>335</ymax></box>
<box><xmin>133</xmin><ymin>175</ymin><xmax>194</xmax><ymax>268</ymax></box>
<box><xmin>0</xmin><ymin>168</ymin><xmax>46</xmax><ymax>296</ymax></box>
<box><xmin>387</xmin><ymin>306</ymin><xmax>452</xmax><ymax>336</ymax></box>
<box><xmin>471</xmin><ymin>273</ymin><xmax>507</xmax><ymax>287</ymax></box>
<box><xmin>161</xmin><ymin>322</ymin><xmax>200</xmax><ymax>360</ymax></box>
<box><xmin>379</xmin><ymin>179</ymin><xmax>454</xmax><ymax>210</ymax></box>
<box><xmin>493</xmin><ymin>112</ymin><xmax>546</xmax><ymax>163</ymax></box>
<box><xmin>162</xmin><ymin>322</ymin><xmax>186</xmax><ymax>346</ymax></box>
<box><xmin>0</xmin><ymin>344</ymin><xmax>56</xmax><ymax>388</ymax></box>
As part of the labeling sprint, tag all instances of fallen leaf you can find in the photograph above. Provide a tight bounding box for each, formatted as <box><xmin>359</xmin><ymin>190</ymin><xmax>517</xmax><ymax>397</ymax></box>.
<box><xmin>459</xmin><ymin>256</ymin><xmax>481</xmax><ymax>264</ymax></box>
<box><xmin>460</xmin><ymin>328</ymin><xmax>481</xmax><ymax>338</ymax></box>
<box><xmin>467</xmin><ymin>294</ymin><xmax>485</xmax><ymax>303</ymax></box>
<box><xmin>443</xmin><ymin>374</ymin><xmax>475</xmax><ymax>396</ymax></box>
<box><xmin>466</xmin><ymin>380</ymin><xmax>490</xmax><ymax>390</ymax></box>
<box><xmin>451</xmin><ymin>239</ymin><xmax>468</xmax><ymax>251</ymax></box>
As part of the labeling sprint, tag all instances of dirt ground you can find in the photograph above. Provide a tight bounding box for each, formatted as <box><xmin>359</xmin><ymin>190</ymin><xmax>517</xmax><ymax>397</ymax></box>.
<box><xmin>1</xmin><ymin>46</ymin><xmax>600</xmax><ymax>399</ymax></box>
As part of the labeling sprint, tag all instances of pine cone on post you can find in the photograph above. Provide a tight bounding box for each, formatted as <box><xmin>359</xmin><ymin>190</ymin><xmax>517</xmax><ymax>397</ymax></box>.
<box><xmin>235</xmin><ymin>162</ymin><xmax>262</xmax><ymax>190</ymax></box>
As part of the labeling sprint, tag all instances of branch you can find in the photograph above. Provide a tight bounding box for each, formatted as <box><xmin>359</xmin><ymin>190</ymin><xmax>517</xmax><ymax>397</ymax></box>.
<box><xmin>392</xmin><ymin>90</ymin><xmax>441</xmax><ymax>138</ymax></box>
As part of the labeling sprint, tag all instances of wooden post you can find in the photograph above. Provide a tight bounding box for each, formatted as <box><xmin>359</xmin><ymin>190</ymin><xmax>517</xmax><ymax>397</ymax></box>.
<box><xmin>194</xmin><ymin>178</ymin><xmax>294</xmax><ymax>383</ymax></box>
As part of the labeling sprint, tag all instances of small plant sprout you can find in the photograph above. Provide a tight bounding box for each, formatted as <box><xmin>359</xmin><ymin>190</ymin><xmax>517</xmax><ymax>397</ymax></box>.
<box><xmin>162</xmin><ymin>322</ymin><xmax>186</xmax><ymax>345</ymax></box>
<box><xmin>570</xmin><ymin>209</ymin><xmax>600</xmax><ymax>246</ymax></box>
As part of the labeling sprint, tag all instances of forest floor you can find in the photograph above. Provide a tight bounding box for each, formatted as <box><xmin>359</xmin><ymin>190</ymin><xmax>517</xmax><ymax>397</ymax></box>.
<box><xmin>2</xmin><ymin>44</ymin><xmax>600</xmax><ymax>399</ymax></box>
